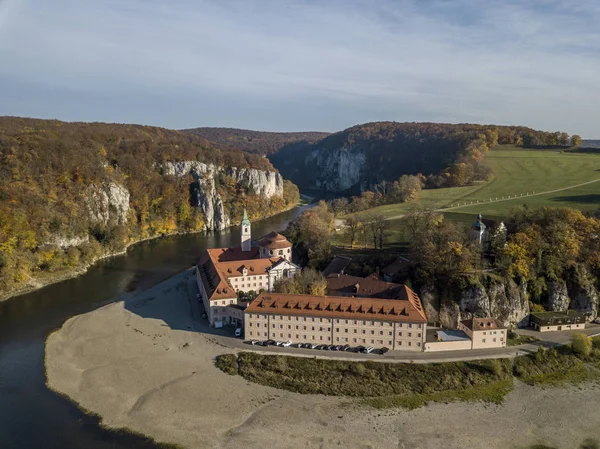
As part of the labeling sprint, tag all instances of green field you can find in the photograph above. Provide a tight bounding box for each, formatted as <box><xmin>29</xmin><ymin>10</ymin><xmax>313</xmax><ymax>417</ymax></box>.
<box><xmin>345</xmin><ymin>145</ymin><xmax>600</xmax><ymax>223</ymax></box>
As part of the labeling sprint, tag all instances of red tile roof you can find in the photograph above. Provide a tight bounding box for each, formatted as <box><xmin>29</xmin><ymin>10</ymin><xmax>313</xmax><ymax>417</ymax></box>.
<box><xmin>197</xmin><ymin>246</ymin><xmax>290</xmax><ymax>301</ymax></box>
<box><xmin>245</xmin><ymin>292</ymin><xmax>427</xmax><ymax>323</ymax></box>
<box><xmin>257</xmin><ymin>231</ymin><xmax>292</xmax><ymax>249</ymax></box>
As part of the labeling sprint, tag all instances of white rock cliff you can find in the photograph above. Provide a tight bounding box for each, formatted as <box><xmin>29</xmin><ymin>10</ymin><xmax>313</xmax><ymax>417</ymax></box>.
<box><xmin>306</xmin><ymin>146</ymin><xmax>366</xmax><ymax>192</ymax></box>
<box><xmin>86</xmin><ymin>182</ymin><xmax>130</xmax><ymax>226</ymax></box>
<box><xmin>162</xmin><ymin>161</ymin><xmax>283</xmax><ymax>231</ymax></box>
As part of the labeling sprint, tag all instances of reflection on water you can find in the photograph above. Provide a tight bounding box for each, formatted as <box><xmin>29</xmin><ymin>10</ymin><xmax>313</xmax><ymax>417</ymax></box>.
<box><xmin>0</xmin><ymin>207</ymin><xmax>305</xmax><ymax>449</ymax></box>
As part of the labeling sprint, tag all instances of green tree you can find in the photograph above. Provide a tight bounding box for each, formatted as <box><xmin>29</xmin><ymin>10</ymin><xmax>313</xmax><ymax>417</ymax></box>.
<box><xmin>570</xmin><ymin>134</ymin><xmax>582</xmax><ymax>146</ymax></box>
<box><xmin>571</xmin><ymin>333</ymin><xmax>592</xmax><ymax>358</ymax></box>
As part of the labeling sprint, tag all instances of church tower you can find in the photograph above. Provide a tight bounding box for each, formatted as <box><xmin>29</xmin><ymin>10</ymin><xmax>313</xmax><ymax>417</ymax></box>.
<box><xmin>241</xmin><ymin>209</ymin><xmax>252</xmax><ymax>251</ymax></box>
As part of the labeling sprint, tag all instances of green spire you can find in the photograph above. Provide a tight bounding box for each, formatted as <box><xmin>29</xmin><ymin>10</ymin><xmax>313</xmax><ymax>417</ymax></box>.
<box><xmin>241</xmin><ymin>208</ymin><xmax>251</xmax><ymax>226</ymax></box>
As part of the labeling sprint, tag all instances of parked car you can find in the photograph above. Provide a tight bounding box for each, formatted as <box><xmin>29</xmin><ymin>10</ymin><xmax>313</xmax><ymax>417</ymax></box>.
<box><xmin>310</xmin><ymin>343</ymin><xmax>319</xmax><ymax>349</ymax></box>
<box><xmin>365</xmin><ymin>346</ymin><xmax>375</xmax><ymax>354</ymax></box>
<box><xmin>356</xmin><ymin>346</ymin><xmax>365</xmax><ymax>353</ymax></box>
<box><xmin>265</xmin><ymin>339</ymin><xmax>276</xmax><ymax>346</ymax></box>
<box><xmin>342</xmin><ymin>344</ymin><xmax>350</xmax><ymax>351</ymax></box>
<box><xmin>378</xmin><ymin>347</ymin><xmax>390</xmax><ymax>354</ymax></box>
<box><xmin>281</xmin><ymin>341</ymin><xmax>292</xmax><ymax>347</ymax></box>
<box><xmin>234</xmin><ymin>328</ymin><xmax>243</xmax><ymax>337</ymax></box>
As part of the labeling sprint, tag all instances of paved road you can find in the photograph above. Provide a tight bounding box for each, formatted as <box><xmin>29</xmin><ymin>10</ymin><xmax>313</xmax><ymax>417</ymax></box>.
<box><xmin>185</xmin><ymin>273</ymin><xmax>600</xmax><ymax>364</ymax></box>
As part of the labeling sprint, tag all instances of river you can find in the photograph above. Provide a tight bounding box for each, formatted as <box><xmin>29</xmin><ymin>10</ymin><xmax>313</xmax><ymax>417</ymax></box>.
<box><xmin>0</xmin><ymin>207</ymin><xmax>305</xmax><ymax>449</ymax></box>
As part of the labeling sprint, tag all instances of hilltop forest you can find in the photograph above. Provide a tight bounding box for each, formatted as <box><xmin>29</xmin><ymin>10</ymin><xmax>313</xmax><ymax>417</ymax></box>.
<box><xmin>0</xmin><ymin>117</ymin><xmax>299</xmax><ymax>297</ymax></box>
<box><xmin>183</xmin><ymin>127</ymin><xmax>329</xmax><ymax>155</ymax></box>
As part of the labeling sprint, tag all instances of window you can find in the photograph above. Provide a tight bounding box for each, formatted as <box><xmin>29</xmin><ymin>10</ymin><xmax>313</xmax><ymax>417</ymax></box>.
<box><xmin>370</xmin><ymin>330</ymin><xmax>374</xmax><ymax>335</ymax></box>
<box><xmin>336</xmin><ymin>328</ymin><xmax>339</xmax><ymax>332</ymax></box>
<box><xmin>280</xmin><ymin>333</ymin><xmax>283</xmax><ymax>337</ymax></box>
<box><xmin>398</xmin><ymin>341</ymin><xmax>402</xmax><ymax>346</ymax></box>
<box><xmin>408</xmin><ymin>324</ymin><xmax>412</xmax><ymax>328</ymax></box>
<box><xmin>320</xmin><ymin>336</ymin><xmax>323</xmax><ymax>340</ymax></box>
<box><xmin>311</xmin><ymin>327</ymin><xmax>315</xmax><ymax>331</ymax></box>
<box><xmin>272</xmin><ymin>324</ymin><xmax>275</xmax><ymax>329</ymax></box>
<box><xmin>256</xmin><ymin>323</ymin><xmax>260</xmax><ymax>328</ymax></box>
<box><xmin>408</xmin><ymin>342</ymin><xmax>411</xmax><ymax>346</ymax></box>
<box><xmin>336</xmin><ymin>337</ymin><xmax>339</xmax><ymax>342</ymax></box>
<box><xmin>493</xmin><ymin>338</ymin><xmax>497</xmax><ymax>342</ymax></box>
<box><xmin>398</xmin><ymin>332</ymin><xmax>402</xmax><ymax>336</ymax></box>
<box><xmin>279</xmin><ymin>250</ymin><xmax>283</xmax><ymax>255</ymax></box>
<box><xmin>354</xmin><ymin>320</ymin><xmax>357</xmax><ymax>325</ymax></box>
<box><xmin>388</xmin><ymin>340</ymin><xmax>392</xmax><ymax>345</ymax></box>
<box><xmin>379</xmin><ymin>331</ymin><xmax>383</xmax><ymax>336</ymax></box>
<box><xmin>249</xmin><ymin>323</ymin><xmax>253</xmax><ymax>327</ymax></box>
<box><xmin>417</xmin><ymin>342</ymin><xmax>421</xmax><ymax>347</ymax></box>
<box><xmin>353</xmin><ymin>329</ymin><xmax>357</xmax><ymax>333</ymax></box>
<box><xmin>408</xmin><ymin>333</ymin><xmax>412</xmax><ymax>337</ymax></box>
<box><xmin>344</xmin><ymin>328</ymin><xmax>348</xmax><ymax>333</ymax></box>
<box><xmin>362</xmin><ymin>330</ymin><xmax>366</xmax><ymax>334</ymax></box>
<box><xmin>353</xmin><ymin>338</ymin><xmax>357</xmax><ymax>343</ymax></box>
<box><xmin>279</xmin><ymin>324</ymin><xmax>283</xmax><ymax>329</ymax></box>
<box><xmin>288</xmin><ymin>248</ymin><xmax>291</xmax><ymax>253</ymax></box>
<box><xmin>370</xmin><ymin>339</ymin><xmax>374</xmax><ymax>344</ymax></box>
<box><xmin>371</xmin><ymin>321</ymin><xmax>374</xmax><ymax>325</ymax></box>
<box><xmin>482</xmin><ymin>338</ymin><xmax>486</xmax><ymax>343</ymax></box>
<box><xmin>249</xmin><ymin>331</ymin><xmax>253</xmax><ymax>336</ymax></box>
<box><xmin>388</xmin><ymin>331</ymin><xmax>392</xmax><ymax>336</ymax></box>
<box><xmin>483</xmin><ymin>331</ymin><xmax>487</xmax><ymax>335</ymax></box>
<box><xmin>418</xmin><ymin>333</ymin><xmax>421</xmax><ymax>338</ymax></box>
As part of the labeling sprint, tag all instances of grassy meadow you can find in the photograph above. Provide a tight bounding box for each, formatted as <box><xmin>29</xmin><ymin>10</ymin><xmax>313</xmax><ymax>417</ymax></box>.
<box><xmin>337</xmin><ymin>145</ymin><xmax>600</xmax><ymax>249</ymax></box>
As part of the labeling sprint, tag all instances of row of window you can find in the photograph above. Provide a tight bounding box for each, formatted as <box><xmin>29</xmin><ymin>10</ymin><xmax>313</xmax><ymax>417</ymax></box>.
<box><xmin>248</xmin><ymin>314</ymin><xmax>424</xmax><ymax>329</ymax></box>
<box><xmin>246</xmin><ymin>331</ymin><xmax>421</xmax><ymax>347</ymax></box>
<box><xmin>250</xmin><ymin>322</ymin><xmax>421</xmax><ymax>338</ymax></box>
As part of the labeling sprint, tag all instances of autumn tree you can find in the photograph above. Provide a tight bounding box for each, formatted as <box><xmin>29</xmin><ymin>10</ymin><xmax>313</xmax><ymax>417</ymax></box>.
<box><xmin>286</xmin><ymin>201</ymin><xmax>335</xmax><ymax>267</ymax></box>
<box><xmin>273</xmin><ymin>268</ymin><xmax>327</xmax><ymax>296</ymax></box>
<box><xmin>570</xmin><ymin>134</ymin><xmax>582</xmax><ymax>146</ymax></box>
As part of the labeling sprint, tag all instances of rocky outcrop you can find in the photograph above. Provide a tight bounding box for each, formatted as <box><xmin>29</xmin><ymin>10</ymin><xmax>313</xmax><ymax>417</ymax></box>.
<box><xmin>162</xmin><ymin>161</ymin><xmax>283</xmax><ymax>231</ymax></box>
<box><xmin>305</xmin><ymin>146</ymin><xmax>366</xmax><ymax>192</ymax></box>
<box><xmin>45</xmin><ymin>235</ymin><xmax>89</xmax><ymax>248</ymax></box>
<box><xmin>568</xmin><ymin>268</ymin><xmax>599</xmax><ymax>321</ymax></box>
<box><xmin>420</xmin><ymin>277</ymin><xmax>530</xmax><ymax>328</ymax></box>
<box><xmin>545</xmin><ymin>281</ymin><xmax>570</xmax><ymax>312</ymax></box>
<box><xmin>86</xmin><ymin>182</ymin><xmax>130</xmax><ymax>225</ymax></box>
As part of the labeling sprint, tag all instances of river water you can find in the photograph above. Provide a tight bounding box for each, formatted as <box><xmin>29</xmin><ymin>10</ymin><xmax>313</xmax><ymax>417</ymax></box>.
<box><xmin>0</xmin><ymin>207</ymin><xmax>305</xmax><ymax>449</ymax></box>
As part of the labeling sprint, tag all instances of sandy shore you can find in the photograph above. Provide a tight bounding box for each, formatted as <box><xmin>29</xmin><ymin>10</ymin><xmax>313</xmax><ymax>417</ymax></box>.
<box><xmin>46</xmin><ymin>269</ymin><xmax>600</xmax><ymax>449</ymax></box>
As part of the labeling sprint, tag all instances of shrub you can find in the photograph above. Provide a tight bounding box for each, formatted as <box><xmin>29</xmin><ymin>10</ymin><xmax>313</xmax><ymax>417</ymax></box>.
<box><xmin>215</xmin><ymin>354</ymin><xmax>238</xmax><ymax>376</ymax></box>
<box><xmin>571</xmin><ymin>333</ymin><xmax>592</xmax><ymax>358</ymax></box>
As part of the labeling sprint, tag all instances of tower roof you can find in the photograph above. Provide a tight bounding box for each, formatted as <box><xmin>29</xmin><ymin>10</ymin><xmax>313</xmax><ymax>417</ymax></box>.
<box><xmin>471</xmin><ymin>213</ymin><xmax>486</xmax><ymax>230</ymax></box>
<box><xmin>241</xmin><ymin>208</ymin><xmax>251</xmax><ymax>227</ymax></box>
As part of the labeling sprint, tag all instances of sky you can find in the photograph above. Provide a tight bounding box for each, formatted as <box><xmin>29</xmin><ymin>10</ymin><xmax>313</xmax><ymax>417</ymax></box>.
<box><xmin>0</xmin><ymin>0</ymin><xmax>599</xmax><ymax>136</ymax></box>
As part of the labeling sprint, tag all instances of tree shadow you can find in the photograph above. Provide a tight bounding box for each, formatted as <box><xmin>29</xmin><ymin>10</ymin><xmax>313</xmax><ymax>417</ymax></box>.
<box><xmin>553</xmin><ymin>194</ymin><xmax>600</xmax><ymax>204</ymax></box>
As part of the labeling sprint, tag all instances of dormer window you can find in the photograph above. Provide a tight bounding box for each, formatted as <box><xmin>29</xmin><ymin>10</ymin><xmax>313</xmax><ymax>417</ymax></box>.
<box><xmin>242</xmin><ymin>268</ymin><xmax>248</xmax><ymax>276</ymax></box>
<box><xmin>244</xmin><ymin>227</ymin><xmax>248</xmax><ymax>233</ymax></box>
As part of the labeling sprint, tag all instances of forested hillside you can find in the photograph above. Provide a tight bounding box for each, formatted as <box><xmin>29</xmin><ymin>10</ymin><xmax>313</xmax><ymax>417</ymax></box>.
<box><xmin>0</xmin><ymin>117</ymin><xmax>299</xmax><ymax>298</ymax></box>
<box><xmin>182</xmin><ymin>127</ymin><xmax>329</xmax><ymax>155</ymax></box>
<box><xmin>269</xmin><ymin>122</ymin><xmax>577</xmax><ymax>193</ymax></box>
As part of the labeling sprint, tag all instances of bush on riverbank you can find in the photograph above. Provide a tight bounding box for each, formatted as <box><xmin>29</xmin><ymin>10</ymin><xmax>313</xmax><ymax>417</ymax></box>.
<box><xmin>513</xmin><ymin>345</ymin><xmax>599</xmax><ymax>386</ymax></box>
<box><xmin>216</xmin><ymin>352</ymin><xmax>513</xmax><ymax>407</ymax></box>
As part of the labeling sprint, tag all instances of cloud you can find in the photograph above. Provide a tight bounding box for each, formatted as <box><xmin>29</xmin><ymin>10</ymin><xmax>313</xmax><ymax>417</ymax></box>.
<box><xmin>0</xmin><ymin>0</ymin><xmax>599</xmax><ymax>135</ymax></box>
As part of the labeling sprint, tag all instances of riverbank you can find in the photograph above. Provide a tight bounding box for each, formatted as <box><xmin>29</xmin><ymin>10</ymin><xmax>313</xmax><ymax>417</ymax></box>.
<box><xmin>1</xmin><ymin>203</ymin><xmax>303</xmax><ymax>303</ymax></box>
<box><xmin>46</xmin><ymin>269</ymin><xmax>600</xmax><ymax>449</ymax></box>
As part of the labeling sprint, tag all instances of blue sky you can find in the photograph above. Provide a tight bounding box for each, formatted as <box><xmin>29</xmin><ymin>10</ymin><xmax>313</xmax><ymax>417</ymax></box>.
<box><xmin>0</xmin><ymin>0</ymin><xmax>599</xmax><ymax>136</ymax></box>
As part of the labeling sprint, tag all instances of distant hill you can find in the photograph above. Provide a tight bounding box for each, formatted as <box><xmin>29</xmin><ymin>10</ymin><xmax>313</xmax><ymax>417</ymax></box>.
<box><xmin>582</xmin><ymin>139</ymin><xmax>600</xmax><ymax>148</ymax></box>
<box><xmin>182</xmin><ymin>127</ymin><xmax>329</xmax><ymax>155</ymax></box>
<box><xmin>269</xmin><ymin>121</ymin><xmax>574</xmax><ymax>193</ymax></box>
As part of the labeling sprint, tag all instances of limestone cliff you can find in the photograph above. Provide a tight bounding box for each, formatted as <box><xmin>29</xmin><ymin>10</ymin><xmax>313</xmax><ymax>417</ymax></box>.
<box><xmin>305</xmin><ymin>146</ymin><xmax>367</xmax><ymax>192</ymax></box>
<box><xmin>86</xmin><ymin>182</ymin><xmax>130</xmax><ymax>225</ymax></box>
<box><xmin>162</xmin><ymin>161</ymin><xmax>284</xmax><ymax>231</ymax></box>
<box><xmin>420</xmin><ymin>277</ymin><xmax>530</xmax><ymax>328</ymax></box>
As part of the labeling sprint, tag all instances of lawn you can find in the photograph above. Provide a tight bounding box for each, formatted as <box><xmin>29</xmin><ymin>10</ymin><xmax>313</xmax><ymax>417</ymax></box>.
<box><xmin>342</xmin><ymin>145</ymin><xmax>600</xmax><ymax>222</ymax></box>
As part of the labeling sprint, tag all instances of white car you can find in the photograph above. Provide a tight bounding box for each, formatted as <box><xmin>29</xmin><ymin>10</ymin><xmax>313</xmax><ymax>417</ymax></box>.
<box><xmin>365</xmin><ymin>346</ymin><xmax>375</xmax><ymax>354</ymax></box>
<box><xmin>234</xmin><ymin>328</ymin><xmax>243</xmax><ymax>337</ymax></box>
<box><xmin>281</xmin><ymin>341</ymin><xmax>292</xmax><ymax>347</ymax></box>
